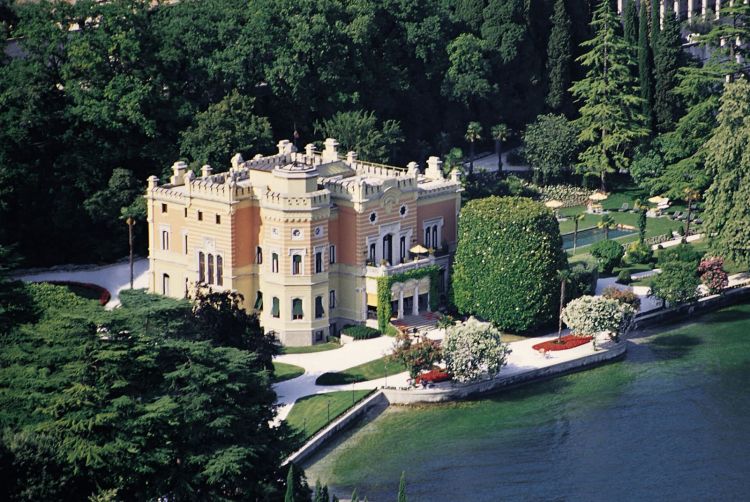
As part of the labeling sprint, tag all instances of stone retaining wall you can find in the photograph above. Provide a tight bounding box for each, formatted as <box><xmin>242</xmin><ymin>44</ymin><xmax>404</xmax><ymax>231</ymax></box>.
<box><xmin>383</xmin><ymin>341</ymin><xmax>627</xmax><ymax>404</ymax></box>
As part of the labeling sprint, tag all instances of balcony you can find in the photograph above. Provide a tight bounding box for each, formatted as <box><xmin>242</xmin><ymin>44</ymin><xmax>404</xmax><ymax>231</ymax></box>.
<box><xmin>365</xmin><ymin>256</ymin><xmax>435</xmax><ymax>278</ymax></box>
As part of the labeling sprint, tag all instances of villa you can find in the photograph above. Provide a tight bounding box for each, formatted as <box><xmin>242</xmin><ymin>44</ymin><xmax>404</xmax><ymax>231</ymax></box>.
<box><xmin>145</xmin><ymin>139</ymin><xmax>462</xmax><ymax>345</ymax></box>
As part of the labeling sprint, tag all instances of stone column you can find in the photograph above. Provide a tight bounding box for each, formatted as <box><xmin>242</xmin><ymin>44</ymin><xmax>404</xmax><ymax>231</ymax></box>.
<box><xmin>412</xmin><ymin>285</ymin><xmax>419</xmax><ymax>316</ymax></box>
<box><xmin>688</xmin><ymin>0</ymin><xmax>694</xmax><ymax>18</ymax></box>
<box><xmin>716</xmin><ymin>0</ymin><xmax>721</xmax><ymax>19</ymax></box>
<box><xmin>674</xmin><ymin>0</ymin><xmax>681</xmax><ymax>18</ymax></box>
<box><xmin>398</xmin><ymin>290</ymin><xmax>404</xmax><ymax>319</ymax></box>
<box><xmin>661</xmin><ymin>0</ymin><xmax>666</xmax><ymax>27</ymax></box>
<box><xmin>618</xmin><ymin>0</ymin><xmax>623</xmax><ymax>13</ymax></box>
<box><xmin>702</xmin><ymin>0</ymin><xmax>708</xmax><ymax>16</ymax></box>
<box><xmin>361</xmin><ymin>288</ymin><xmax>367</xmax><ymax>322</ymax></box>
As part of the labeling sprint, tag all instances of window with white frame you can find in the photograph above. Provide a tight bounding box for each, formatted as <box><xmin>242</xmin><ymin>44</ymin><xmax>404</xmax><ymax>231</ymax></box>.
<box><xmin>256</xmin><ymin>246</ymin><xmax>263</xmax><ymax>264</ymax></box>
<box><xmin>207</xmin><ymin>253</ymin><xmax>215</xmax><ymax>284</ymax></box>
<box><xmin>198</xmin><ymin>252</ymin><xmax>205</xmax><ymax>282</ymax></box>
<box><xmin>292</xmin><ymin>254</ymin><xmax>303</xmax><ymax>275</ymax></box>
<box><xmin>271</xmin><ymin>252</ymin><xmax>279</xmax><ymax>273</ymax></box>
<box><xmin>162</xmin><ymin>273</ymin><xmax>170</xmax><ymax>295</ymax></box>
<box><xmin>423</xmin><ymin>218</ymin><xmax>443</xmax><ymax>250</ymax></box>
<box><xmin>161</xmin><ymin>229</ymin><xmax>170</xmax><ymax>251</ymax></box>
<box><xmin>292</xmin><ymin>298</ymin><xmax>303</xmax><ymax>320</ymax></box>
<box><xmin>216</xmin><ymin>255</ymin><xmax>223</xmax><ymax>286</ymax></box>
<box><xmin>315</xmin><ymin>250</ymin><xmax>323</xmax><ymax>273</ymax></box>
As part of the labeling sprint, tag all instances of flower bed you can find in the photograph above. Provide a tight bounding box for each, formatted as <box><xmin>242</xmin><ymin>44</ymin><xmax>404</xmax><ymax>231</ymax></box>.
<box><xmin>44</xmin><ymin>281</ymin><xmax>111</xmax><ymax>305</ymax></box>
<box><xmin>415</xmin><ymin>369</ymin><xmax>452</xmax><ymax>385</ymax></box>
<box><xmin>532</xmin><ymin>334</ymin><xmax>593</xmax><ymax>352</ymax></box>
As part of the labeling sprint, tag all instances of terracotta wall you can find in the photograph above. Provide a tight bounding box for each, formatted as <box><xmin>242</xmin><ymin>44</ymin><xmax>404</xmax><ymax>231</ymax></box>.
<box><xmin>232</xmin><ymin>205</ymin><xmax>260</xmax><ymax>268</ymax></box>
<box><xmin>417</xmin><ymin>199</ymin><xmax>458</xmax><ymax>246</ymax></box>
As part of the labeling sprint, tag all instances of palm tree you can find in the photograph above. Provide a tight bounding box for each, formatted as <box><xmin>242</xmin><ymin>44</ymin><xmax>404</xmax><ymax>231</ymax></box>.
<box><xmin>683</xmin><ymin>187</ymin><xmax>701</xmax><ymax>243</ymax></box>
<box><xmin>572</xmin><ymin>213</ymin><xmax>586</xmax><ymax>253</ymax></box>
<box><xmin>491</xmin><ymin>123</ymin><xmax>509</xmax><ymax>175</ymax></box>
<box><xmin>597</xmin><ymin>214</ymin><xmax>616</xmax><ymax>239</ymax></box>
<box><xmin>120</xmin><ymin>198</ymin><xmax>146</xmax><ymax>290</ymax></box>
<box><xmin>557</xmin><ymin>269</ymin><xmax>572</xmax><ymax>343</ymax></box>
<box><xmin>465</xmin><ymin>121</ymin><xmax>482</xmax><ymax>176</ymax></box>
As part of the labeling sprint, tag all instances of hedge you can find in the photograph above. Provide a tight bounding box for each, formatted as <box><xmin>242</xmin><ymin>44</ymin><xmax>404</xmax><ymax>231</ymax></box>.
<box><xmin>376</xmin><ymin>265</ymin><xmax>440</xmax><ymax>333</ymax></box>
<box><xmin>452</xmin><ymin>196</ymin><xmax>567</xmax><ymax>333</ymax></box>
<box><xmin>341</xmin><ymin>324</ymin><xmax>380</xmax><ymax>340</ymax></box>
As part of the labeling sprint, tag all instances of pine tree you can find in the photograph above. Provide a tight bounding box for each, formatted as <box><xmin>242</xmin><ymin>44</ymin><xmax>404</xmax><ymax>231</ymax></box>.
<box><xmin>697</xmin><ymin>2</ymin><xmax>750</xmax><ymax>67</ymax></box>
<box><xmin>545</xmin><ymin>0</ymin><xmax>573</xmax><ymax>112</ymax></box>
<box><xmin>398</xmin><ymin>471</ymin><xmax>408</xmax><ymax>502</ymax></box>
<box><xmin>703</xmin><ymin>78</ymin><xmax>750</xmax><ymax>267</ymax></box>
<box><xmin>653</xmin><ymin>2</ymin><xmax>683</xmax><ymax>132</ymax></box>
<box><xmin>570</xmin><ymin>0</ymin><xmax>648</xmax><ymax>191</ymax></box>
<box><xmin>622</xmin><ymin>0</ymin><xmax>638</xmax><ymax>49</ymax></box>
<box><xmin>637</xmin><ymin>0</ymin><xmax>654</xmax><ymax>131</ymax></box>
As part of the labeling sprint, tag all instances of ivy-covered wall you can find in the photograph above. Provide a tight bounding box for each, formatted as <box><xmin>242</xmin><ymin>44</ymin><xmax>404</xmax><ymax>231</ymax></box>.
<box><xmin>452</xmin><ymin>196</ymin><xmax>567</xmax><ymax>333</ymax></box>
<box><xmin>375</xmin><ymin>265</ymin><xmax>440</xmax><ymax>332</ymax></box>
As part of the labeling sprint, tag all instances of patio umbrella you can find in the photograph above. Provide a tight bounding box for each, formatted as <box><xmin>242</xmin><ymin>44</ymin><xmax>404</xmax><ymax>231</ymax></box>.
<box><xmin>544</xmin><ymin>200</ymin><xmax>563</xmax><ymax>209</ymax></box>
<box><xmin>410</xmin><ymin>244</ymin><xmax>429</xmax><ymax>259</ymax></box>
<box><xmin>648</xmin><ymin>195</ymin><xmax>668</xmax><ymax>204</ymax></box>
<box><xmin>589</xmin><ymin>192</ymin><xmax>608</xmax><ymax>202</ymax></box>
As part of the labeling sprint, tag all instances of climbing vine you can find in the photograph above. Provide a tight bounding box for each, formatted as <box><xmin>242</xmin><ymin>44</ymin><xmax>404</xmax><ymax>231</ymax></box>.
<box><xmin>376</xmin><ymin>265</ymin><xmax>440</xmax><ymax>332</ymax></box>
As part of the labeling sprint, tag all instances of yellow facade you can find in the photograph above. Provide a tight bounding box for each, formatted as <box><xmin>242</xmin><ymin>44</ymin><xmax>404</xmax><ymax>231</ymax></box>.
<box><xmin>146</xmin><ymin>138</ymin><xmax>462</xmax><ymax>345</ymax></box>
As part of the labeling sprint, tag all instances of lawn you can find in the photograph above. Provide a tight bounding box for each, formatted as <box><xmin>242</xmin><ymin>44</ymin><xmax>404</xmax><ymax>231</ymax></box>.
<box><xmin>285</xmin><ymin>390</ymin><xmax>373</xmax><ymax>441</ymax></box>
<box><xmin>282</xmin><ymin>340</ymin><xmax>341</xmax><ymax>354</ymax></box>
<box><xmin>315</xmin><ymin>356</ymin><xmax>407</xmax><ymax>385</ymax></box>
<box><xmin>272</xmin><ymin>362</ymin><xmax>305</xmax><ymax>383</ymax></box>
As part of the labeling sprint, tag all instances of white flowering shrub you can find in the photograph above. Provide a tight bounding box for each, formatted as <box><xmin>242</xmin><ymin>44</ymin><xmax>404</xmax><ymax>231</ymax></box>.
<box><xmin>443</xmin><ymin>317</ymin><xmax>511</xmax><ymax>382</ymax></box>
<box><xmin>561</xmin><ymin>295</ymin><xmax>636</xmax><ymax>338</ymax></box>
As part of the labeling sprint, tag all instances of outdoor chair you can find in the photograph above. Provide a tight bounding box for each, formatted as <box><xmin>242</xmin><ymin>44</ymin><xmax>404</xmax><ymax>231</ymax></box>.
<box><xmin>618</xmin><ymin>203</ymin><xmax>629</xmax><ymax>212</ymax></box>
<box><xmin>695</xmin><ymin>218</ymin><xmax>703</xmax><ymax>225</ymax></box>
<box><xmin>671</xmin><ymin>211</ymin><xmax>683</xmax><ymax>220</ymax></box>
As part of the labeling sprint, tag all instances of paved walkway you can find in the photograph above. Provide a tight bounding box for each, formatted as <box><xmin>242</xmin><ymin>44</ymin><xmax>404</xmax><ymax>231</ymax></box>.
<box><xmin>15</xmin><ymin>258</ymin><xmax>150</xmax><ymax>309</ymax></box>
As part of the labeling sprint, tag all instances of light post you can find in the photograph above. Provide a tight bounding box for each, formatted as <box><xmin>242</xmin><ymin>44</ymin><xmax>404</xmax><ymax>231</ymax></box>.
<box><xmin>125</xmin><ymin>216</ymin><xmax>135</xmax><ymax>289</ymax></box>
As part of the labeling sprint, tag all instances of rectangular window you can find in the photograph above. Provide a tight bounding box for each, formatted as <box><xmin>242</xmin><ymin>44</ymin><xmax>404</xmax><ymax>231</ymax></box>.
<box><xmin>315</xmin><ymin>251</ymin><xmax>323</xmax><ymax>273</ymax></box>
<box><xmin>292</xmin><ymin>298</ymin><xmax>303</xmax><ymax>320</ymax></box>
<box><xmin>433</xmin><ymin>225</ymin><xmax>438</xmax><ymax>249</ymax></box>
<box><xmin>424</xmin><ymin>228</ymin><xmax>431</xmax><ymax>248</ymax></box>
<box><xmin>329</xmin><ymin>290</ymin><xmax>336</xmax><ymax>309</ymax></box>
<box><xmin>329</xmin><ymin>245</ymin><xmax>336</xmax><ymax>264</ymax></box>
<box><xmin>271</xmin><ymin>297</ymin><xmax>280</xmax><ymax>318</ymax></box>
<box><xmin>215</xmin><ymin>214</ymin><xmax>221</xmax><ymax>224</ymax></box>
<box><xmin>161</xmin><ymin>203</ymin><xmax>168</xmax><ymax>213</ymax></box>
<box><xmin>369</xmin><ymin>243</ymin><xmax>376</xmax><ymax>263</ymax></box>
<box><xmin>184</xmin><ymin>234</ymin><xmax>188</xmax><ymax>255</ymax></box>
<box><xmin>161</xmin><ymin>230</ymin><xmax>170</xmax><ymax>251</ymax></box>
<box><xmin>400</xmin><ymin>236</ymin><xmax>406</xmax><ymax>263</ymax></box>
<box><xmin>271</xmin><ymin>253</ymin><xmax>279</xmax><ymax>273</ymax></box>
<box><xmin>162</xmin><ymin>273</ymin><xmax>170</xmax><ymax>295</ymax></box>
<box><xmin>198</xmin><ymin>252</ymin><xmax>205</xmax><ymax>282</ymax></box>
<box><xmin>292</xmin><ymin>254</ymin><xmax>302</xmax><ymax>275</ymax></box>
<box><xmin>315</xmin><ymin>330</ymin><xmax>324</xmax><ymax>342</ymax></box>
<box><xmin>184</xmin><ymin>207</ymin><xmax>187</xmax><ymax>217</ymax></box>
<box><xmin>315</xmin><ymin>296</ymin><xmax>325</xmax><ymax>319</ymax></box>
<box><xmin>256</xmin><ymin>246</ymin><xmax>263</xmax><ymax>264</ymax></box>
<box><xmin>207</xmin><ymin>253</ymin><xmax>214</xmax><ymax>284</ymax></box>
<box><xmin>254</xmin><ymin>291</ymin><xmax>263</xmax><ymax>311</ymax></box>
<box><xmin>198</xmin><ymin>210</ymin><xmax>203</xmax><ymax>221</ymax></box>
<box><xmin>216</xmin><ymin>255</ymin><xmax>223</xmax><ymax>286</ymax></box>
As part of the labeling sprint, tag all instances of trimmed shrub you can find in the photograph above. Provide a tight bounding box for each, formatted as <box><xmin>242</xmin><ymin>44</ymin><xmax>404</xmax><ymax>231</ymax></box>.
<box><xmin>452</xmin><ymin>196</ymin><xmax>567</xmax><ymax>333</ymax></box>
<box><xmin>650</xmin><ymin>244</ymin><xmax>701</xmax><ymax>306</ymax></box>
<box><xmin>567</xmin><ymin>259</ymin><xmax>599</xmax><ymax>301</ymax></box>
<box><xmin>561</xmin><ymin>295</ymin><xmax>636</xmax><ymax>339</ymax></box>
<box><xmin>602</xmin><ymin>286</ymin><xmax>641</xmax><ymax>311</ymax></box>
<box><xmin>698</xmin><ymin>257</ymin><xmax>728</xmax><ymax>295</ymax></box>
<box><xmin>626</xmin><ymin>241</ymin><xmax>653</xmax><ymax>264</ymax></box>
<box><xmin>616</xmin><ymin>269</ymin><xmax>632</xmax><ymax>285</ymax></box>
<box><xmin>590</xmin><ymin>239</ymin><xmax>625</xmax><ymax>275</ymax></box>
<box><xmin>341</xmin><ymin>325</ymin><xmax>380</xmax><ymax>340</ymax></box>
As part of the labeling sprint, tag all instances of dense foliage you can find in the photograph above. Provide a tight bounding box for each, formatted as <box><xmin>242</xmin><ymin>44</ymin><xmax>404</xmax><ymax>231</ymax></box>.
<box><xmin>523</xmin><ymin>113</ymin><xmax>579</xmax><ymax>185</ymax></box>
<box><xmin>452</xmin><ymin>196</ymin><xmax>566</xmax><ymax>333</ymax></box>
<box><xmin>650</xmin><ymin>244</ymin><xmax>701</xmax><ymax>306</ymax></box>
<box><xmin>0</xmin><ymin>284</ymin><xmax>292</xmax><ymax>500</ymax></box>
<box><xmin>561</xmin><ymin>295</ymin><xmax>636</xmax><ymax>339</ymax></box>
<box><xmin>590</xmin><ymin>239</ymin><xmax>625</xmax><ymax>275</ymax></box>
<box><xmin>442</xmin><ymin>317</ymin><xmax>510</xmax><ymax>382</ymax></box>
<box><xmin>341</xmin><ymin>325</ymin><xmax>381</xmax><ymax>340</ymax></box>
<box><xmin>698</xmin><ymin>257</ymin><xmax>729</xmax><ymax>295</ymax></box>
<box><xmin>389</xmin><ymin>333</ymin><xmax>443</xmax><ymax>380</ymax></box>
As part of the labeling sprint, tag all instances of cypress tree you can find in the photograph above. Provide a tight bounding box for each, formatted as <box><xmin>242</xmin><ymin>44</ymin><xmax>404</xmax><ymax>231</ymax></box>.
<box><xmin>650</xmin><ymin>0</ymin><xmax>660</xmax><ymax>47</ymax></box>
<box><xmin>622</xmin><ymin>0</ymin><xmax>638</xmax><ymax>48</ymax></box>
<box><xmin>285</xmin><ymin>465</ymin><xmax>296</xmax><ymax>502</ymax></box>
<box><xmin>545</xmin><ymin>0</ymin><xmax>573</xmax><ymax>112</ymax></box>
<box><xmin>638</xmin><ymin>0</ymin><xmax>654</xmax><ymax>130</ymax></box>
<box><xmin>398</xmin><ymin>471</ymin><xmax>408</xmax><ymax>502</ymax></box>
<box><xmin>653</xmin><ymin>1</ymin><xmax>683</xmax><ymax>132</ymax></box>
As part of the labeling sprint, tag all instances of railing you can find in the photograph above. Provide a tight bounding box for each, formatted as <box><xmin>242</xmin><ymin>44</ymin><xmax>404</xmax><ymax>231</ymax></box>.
<box><xmin>365</xmin><ymin>257</ymin><xmax>434</xmax><ymax>277</ymax></box>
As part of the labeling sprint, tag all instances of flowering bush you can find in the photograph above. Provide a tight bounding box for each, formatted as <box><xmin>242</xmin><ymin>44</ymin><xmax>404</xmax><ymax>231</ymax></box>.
<box><xmin>415</xmin><ymin>368</ymin><xmax>452</xmax><ymax>385</ymax></box>
<box><xmin>443</xmin><ymin>317</ymin><xmax>511</xmax><ymax>382</ymax></box>
<box><xmin>389</xmin><ymin>333</ymin><xmax>442</xmax><ymax>380</ymax></box>
<box><xmin>601</xmin><ymin>286</ymin><xmax>641</xmax><ymax>311</ymax></box>
<box><xmin>561</xmin><ymin>295</ymin><xmax>636</xmax><ymax>339</ymax></box>
<box><xmin>533</xmin><ymin>334</ymin><xmax>593</xmax><ymax>352</ymax></box>
<box><xmin>698</xmin><ymin>257</ymin><xmax>729</xmax><ymax>295</ymax></box>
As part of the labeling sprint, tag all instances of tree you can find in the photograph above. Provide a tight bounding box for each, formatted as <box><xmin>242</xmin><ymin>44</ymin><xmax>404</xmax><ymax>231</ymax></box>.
<box><xmin>561</xmin><ymin>295</ymin><xmax>636</xmax><ymax>339</ymax></box>
<box><xmin>491</xmin><ymin>123</ymin><xmax>510</xmax><ymax>173</ymax></box>
<box><xmin>314</xmin><ymin>480</ymin><xmax>331</xmax><ymax>502</ymax></box>
<box><xmin>443</xmin><ymin>147</ymin><xmax>464</xmax><ymax>176</ymax></box>
<box><xmin>702</xmin><ymin>79</ymin><xmax>750</xmax><ymax>267</ymax></box>
<box><xmin>622</xmin><ymin>0</ymin><xmax>638</xmax><ymax>50</ymax></box>
<box><xmin>698</xmin><ymin>257</ymin><xmax>729</xmax><ymax>295</ymax></box>
<box><xmin>590</xmin><ymin>239</ymin><xmax>624</xmax><ymax>274</ymax></box>
<box><xmin>314</xmin><ymin>110</ymin><xmax>404</xmax><ymax>164</ymax></box>
<box><xmin>652</xmin><ymin>2</ymin><xmax>683</xmax><ymax>132</ymax></box>
<box><xmin>0</xmin><ymin>245</ymin><xmax>37</xmax><ymax>333</ymax></box>
<box><xmin>597</xmin><ymin>214</ymin><xmax>617</xmax><ymax>240</ymax></box>
<box><xmin>179</xmin><ymin>90</ymin><xmax>273</xmax><ymax>169</ymax></box>
<box><xmin>545</xmin><ymin>0</ymin><xmax>573</xmax><ymax>112</ymax></box>
<box><xmin>697</xmin><ymin>2</ymin><xmax>750</xmax><ymax>69</ymax></box>
<box><xmin>443</xmin><ymin>317</ymin><xmax>511</xmax><ymax>382</ymax></box>
<box><xmin>465</xmin><ymin>121</ymin><xmax>483</xmax><ymax>176</ymax></box>
<box><xmin>570</xmin><ymin>0</ymin><xmax>648</xmax><ymax>191</ymax></box>
<box><xmin>452</xmin><ymin>196</ymin><xmax>567</xmax><ymax>332</ymax></box>
<box><xmin>637</xmin><ymin>202</ymin><xmax>647</xmax><ymax>243</ymax></box>
<box><xmin>650</xmin><ymin>244</ymin><xmax>701</xmax><ymax>306</ymax></box>
<box><xmin>638</xmin><ymin>0</ymin><xmax>654</xmax><ymax>130</ymax></box>
<box><xmin>285</xmin><ymin>463</ymin><xmax>296</xmax><ymax>502</ymax></box>
<box><xmin>572</xmin><ymin>213</ymin><xmax>586</xmax><ymax>253</ymax></box>
<box><xmin>284</xmin><ymin>463</ymin><xmax>310</xmax><ymax>502</ymax></box>
<box><xmin>557</xmin><ymin>269</ymin><xmax>572</xmax><ymax>342</ymax></box>
<box><xmin>523</xmin><ymin>113</ymin><xmax>579</xmax><ymax>185</ymax></box>
<box><xmin>442</xmin><ymin>33</ymin><xmax>493</xmax><ymax>112</ymax></box>
<box><xmin>398</xmin><ymin>471</ymin><xmax>408</xmax><ymax>502</ymax></box>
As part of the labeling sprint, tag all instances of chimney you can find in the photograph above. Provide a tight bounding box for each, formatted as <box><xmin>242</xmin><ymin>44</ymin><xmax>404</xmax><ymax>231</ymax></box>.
<box><xmin>147</xmin><ymin>175</ymin><xmax>159</xmax><ymax>190</ymax></box>
<box><xmin>450</xmin><ymin>168</ymin><xmax>461</xmax><ymax>183</ymax></box>
<box><xmin>231</xmin><ymin>153</ymin><xmax>244</xmax><ymax>169</ymax></box>
<box><xmin>406</xmin><ymin>161</ymin><xmax>419</xmax><ymax>175</ymax></box>
<box><xmin>201</xmin><ymin>165</ymin><xmax>213</xmax><ymax>178</ymax></box>
<box><xmin>277</xmin><ymin>139</ymin><xmax>294</xmax><ymax>155</ymax></box>
<box><xmin>305</xmin><ymin>143</ymin><xmax>316</xmax><ymax>158</ymax></box>
<box><xmin>322</xmin><ymin>138</ymin><xmax>339</xmax><ymax>162</ymax></box>
<box><xmin>425</xmin><ymin>156</ymin><xmax>444</xmax><ymax>180</ymax></box>
<box><xmin>170</xmin><ymin>161</ymin><xmax>188</xmax><ymax>185</ymax></box>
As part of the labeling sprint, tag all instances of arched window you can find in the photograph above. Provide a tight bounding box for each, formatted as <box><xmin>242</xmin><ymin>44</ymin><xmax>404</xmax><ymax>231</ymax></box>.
<box><xmin>272</xmin><ymin>253</ymin><xmax>279</xmax><ymax>273</ymax></box>
<box><xmin>315</xmin><ymin>251</ymin><xmax>323</xmax><ymax>273</ymax></box>
<box><xmin>424</xmin><ymin>228</ymin><xmax>431</xmax><ymax>248</ymax></box>
<box><xmin>368</xmin><ymin>243</ymin><xmax>376</xmax><ymax>263</ymax></box>
<box><xmin>256</xmin><ymin>246</ymin><xmax>263</xmax><ymax>264</ymax></box>
<box><xmin>292</xmin><ymin>298</ymin><xmax>303</xmax><ymax>320</ymax></box>
<box><xmin>315</xmin><ymin>296</ymin><xmax>325</xmax><ymax>319</ymax></box>
<box><xmin>198</xmin><ymin>252</ymin><xmax>205</xmax><ymax>282</ymax></box>
<box><xmin>216</xmin><ymin>255</ymin><xmax>223</xmax><ymax>286</ymax></box>
<box><xmin>161</xmin><ymin>230</ymin><xmax>170</xmax><ymax>250</ymax></box>
<box><xmin>162</xmin><ymin>273</ymin><xmax>170</xmax><ymax>295</ymax></box>
<box><xmin>292</xmin><ymin>254</ymin><xmax>302</xmax><ymax>275</ymax></box>
<box><xmin>207</xmin><ymin>253</ymin><xmax>214</xmax><ymax>284</ymax></box>
<box><xmin>432</xmin><ymin>225</ymin><xmax>438</xmax><ymax>249</ymax></box>
<box><xmin>271</xmin><ymin>297</ymin><xmax>280</xmax><ymax>318</ymax></box>
<box><xmin>400</xmin><ymin>236</ymin><xmax>406</xmax><ymax>263</ymax></box>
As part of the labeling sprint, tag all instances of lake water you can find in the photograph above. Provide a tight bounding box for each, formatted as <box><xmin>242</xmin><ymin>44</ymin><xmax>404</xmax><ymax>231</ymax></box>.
<box><xmin>304</xmin><ymin>304</ymin><xmax>750</xmax><ymax>501</ymax></box>
<box><xmin>562</xmin><ymin>226</ymin><xmax>635</xmax><ymax>250</ymax></box>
